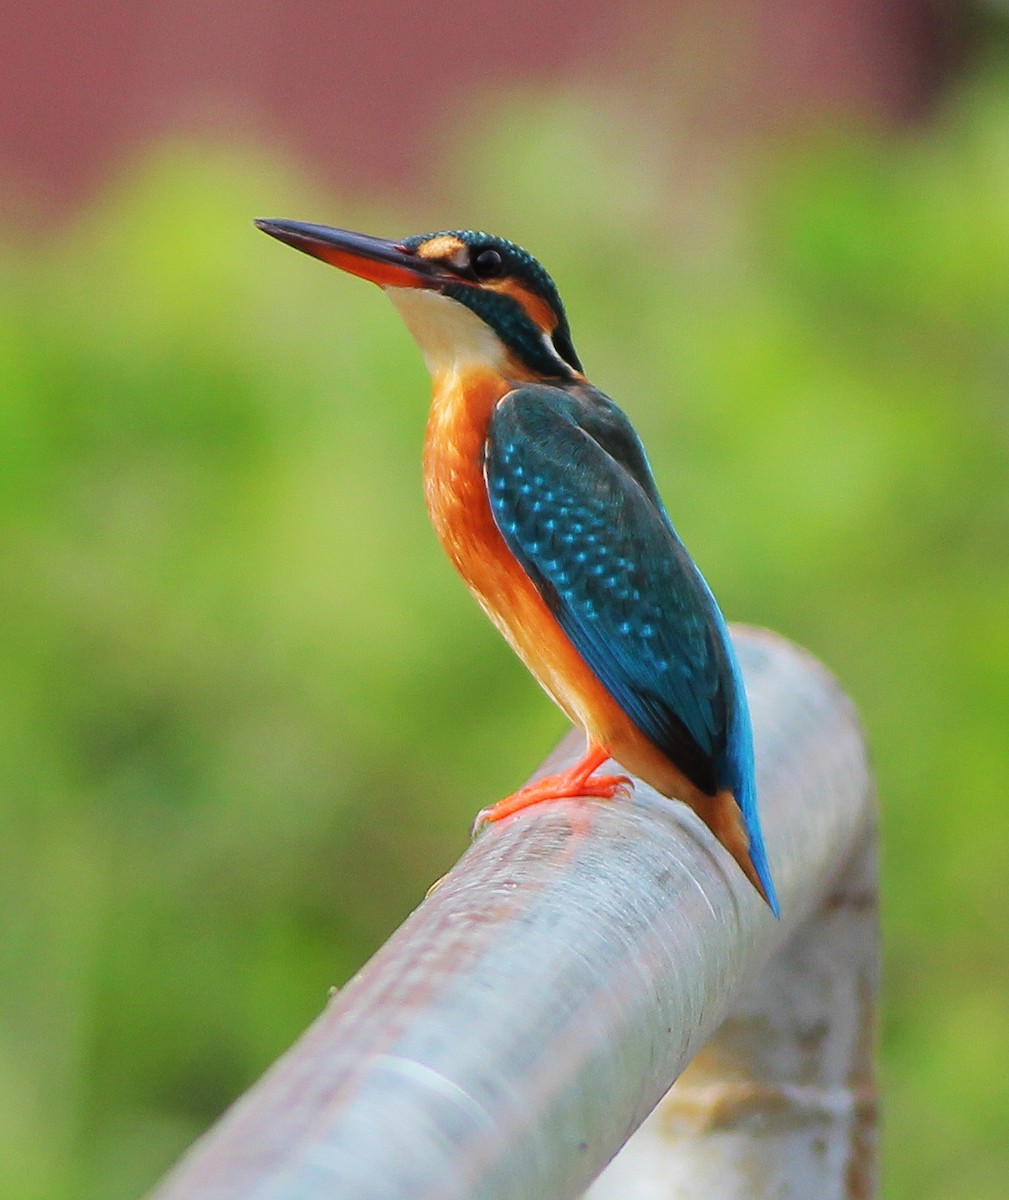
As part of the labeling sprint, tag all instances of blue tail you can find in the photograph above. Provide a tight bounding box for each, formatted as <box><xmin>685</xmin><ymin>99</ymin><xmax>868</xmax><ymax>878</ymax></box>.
<box><xmin>721</xmin><ymin>633</ymin><xmax>781</xmax><ymax>919</ymax></box>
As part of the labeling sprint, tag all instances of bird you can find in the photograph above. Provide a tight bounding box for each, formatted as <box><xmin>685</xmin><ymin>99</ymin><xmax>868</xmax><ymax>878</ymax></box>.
<box><xmin>255</xmin><ymin>218</ymin><xmax>779</xmax><ymax>916</ymax></box>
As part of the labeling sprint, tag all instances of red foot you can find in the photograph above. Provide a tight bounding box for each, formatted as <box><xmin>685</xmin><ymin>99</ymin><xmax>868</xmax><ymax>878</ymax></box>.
<box><xmin>471</xmin><ymin>743</ymin><xmax>632</xmax><ymax>836</ymax></box>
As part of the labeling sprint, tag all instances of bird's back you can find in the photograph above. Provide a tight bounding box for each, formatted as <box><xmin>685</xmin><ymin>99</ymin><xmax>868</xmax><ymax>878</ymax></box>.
<box><xmin>484</xmin><ymin>381</ymin><xmax>778</xmax><ymax>912</ymax></box>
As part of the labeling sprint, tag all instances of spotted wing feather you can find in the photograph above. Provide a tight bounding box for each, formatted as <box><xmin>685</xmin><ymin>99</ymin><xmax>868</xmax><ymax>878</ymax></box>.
<box><xmin>485</xmin><ymin>384</ymin><xmax>779</xmax><ymax>915</ymax></box>
<box><xmin>485</xmin><ymin>384</ymin><xmax>744</xmax><ymax>794</ymax></box>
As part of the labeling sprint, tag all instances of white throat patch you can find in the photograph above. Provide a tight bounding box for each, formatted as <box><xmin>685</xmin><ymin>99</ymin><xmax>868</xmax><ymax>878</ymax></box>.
<box><xmin>386</xmin><ymin>287</ymin><xmax>508</xmax><ymax>379</ymax></box>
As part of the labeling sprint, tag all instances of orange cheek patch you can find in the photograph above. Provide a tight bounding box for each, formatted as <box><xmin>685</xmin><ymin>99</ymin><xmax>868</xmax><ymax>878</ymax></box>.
<box><xmin>495</xmin><ymin>279</ymin><xmax>557</xmax><ymax>335</ymax></box>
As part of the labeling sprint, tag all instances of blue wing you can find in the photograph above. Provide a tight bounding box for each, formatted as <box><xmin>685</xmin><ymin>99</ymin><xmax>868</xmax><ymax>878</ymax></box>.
<box><xmin>485</xmin><ymin>384</ymin><xmax>777</xmax><ymax>910</ymax></box>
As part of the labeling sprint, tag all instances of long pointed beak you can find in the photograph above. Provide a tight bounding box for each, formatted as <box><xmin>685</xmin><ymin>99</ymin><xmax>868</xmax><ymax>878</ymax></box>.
<box><xmin>255</xmin><ymin>219</ymin><xmax>444</xmax><ymax>289</ymax></box>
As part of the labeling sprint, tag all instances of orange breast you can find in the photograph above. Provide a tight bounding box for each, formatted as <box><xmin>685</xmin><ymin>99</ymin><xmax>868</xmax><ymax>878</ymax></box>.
<box><xmin>422</xmin><ymin>368</ymin><xmax>619</xmax><ymax>738</ymax></box>
<box><xmin>421</xmin><ymin>368</ymin><xmax>715</xmax><ymax>807</ymax></box>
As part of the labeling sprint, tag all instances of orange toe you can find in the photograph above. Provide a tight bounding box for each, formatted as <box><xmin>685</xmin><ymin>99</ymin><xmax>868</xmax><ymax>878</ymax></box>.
<box><xmin>573</xmin><ymin>772</ymin><xmax>633</xmax><ymax>800</ymax></box>
<box><xmin>471</xmin><ymin>745</ymin><xmax>633</xmax><ymax>836</ymax></box>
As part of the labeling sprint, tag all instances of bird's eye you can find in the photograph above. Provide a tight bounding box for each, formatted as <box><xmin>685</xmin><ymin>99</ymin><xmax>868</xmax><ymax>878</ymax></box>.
<box><xmin>472</xmin><ymin>247</ymin><xmax>503</xmax><ymax>278</ymax></box>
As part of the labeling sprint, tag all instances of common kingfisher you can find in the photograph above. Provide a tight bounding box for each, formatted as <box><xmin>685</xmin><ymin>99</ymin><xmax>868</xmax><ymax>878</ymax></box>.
<box><xmin>256</xmin><ymin>219</ymin><xmax>779</xmax><ymax>916</ymax></box>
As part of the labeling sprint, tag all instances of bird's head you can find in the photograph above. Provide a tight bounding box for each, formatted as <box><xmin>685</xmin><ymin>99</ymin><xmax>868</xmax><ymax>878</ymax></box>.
<box><xmin>255</xmin><ymin>220</ymin><xmax>582</xmax><ymax>383</ymax></box>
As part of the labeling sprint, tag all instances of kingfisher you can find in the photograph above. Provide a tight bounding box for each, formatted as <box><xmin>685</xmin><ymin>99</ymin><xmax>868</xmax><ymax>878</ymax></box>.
<box><xmin>255</xmin><ymin>219</ymin><xmax>779</xmax><ymax>916</ymax></box>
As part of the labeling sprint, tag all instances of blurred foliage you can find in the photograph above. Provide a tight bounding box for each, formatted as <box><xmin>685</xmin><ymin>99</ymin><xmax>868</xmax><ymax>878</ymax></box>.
<box><xmin>1</xmin><ymin>68</ymin><xmax>1008</xmax><ymax>1200</ymax></box>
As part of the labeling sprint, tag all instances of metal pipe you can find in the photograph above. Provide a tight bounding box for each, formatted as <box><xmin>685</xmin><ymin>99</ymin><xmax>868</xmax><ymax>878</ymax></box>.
<box><xmin>586</xmin><ymin>827</ymin><xmax>878</xmax><ymax>1199</ymax></box>
<box><xmin>149</xmin><ymin>627</ymin><xmax>874</xmax><ymax>1200</ymax></box>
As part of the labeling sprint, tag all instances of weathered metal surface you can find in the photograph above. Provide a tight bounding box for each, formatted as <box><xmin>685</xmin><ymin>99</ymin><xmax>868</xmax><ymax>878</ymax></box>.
<box><xmin>149</xmin><ymin>627</ymin><xmax>874</xmax><ymax>1200</ymax></box>
<box><xmin>586</xmin><ymin>827</ymin><xmax>878</xmax><ymax>1199</ymax></box>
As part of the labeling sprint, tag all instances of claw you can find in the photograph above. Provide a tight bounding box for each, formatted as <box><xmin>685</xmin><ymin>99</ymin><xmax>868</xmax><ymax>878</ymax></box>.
<box><xmin>470</xmin><ymin>745</ymin><xmax>632</xmax><ymax>838</ymax></box>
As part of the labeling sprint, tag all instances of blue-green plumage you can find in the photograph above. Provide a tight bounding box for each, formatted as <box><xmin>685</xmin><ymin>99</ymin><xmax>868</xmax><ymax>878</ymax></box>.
<box><xmin>485</xmin><ymin>383</ymin><xmax>779</xmax><ymax>916</ymax></box>
<box><xmin>401</xmin><ymin>230</ymin><xmax>583</xmax><ymax>376</ymax></box>
<box><xmin>254</xmin><ymin>215</ymin><xmax>778</xmax><ymax>914</ymax></box>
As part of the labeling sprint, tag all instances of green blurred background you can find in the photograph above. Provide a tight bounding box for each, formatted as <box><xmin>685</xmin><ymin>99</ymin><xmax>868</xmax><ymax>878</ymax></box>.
<box><xmin>3</xmin><ymin>12</ymin><xmax>1009</xmax><ymax>1200</ymax></box>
